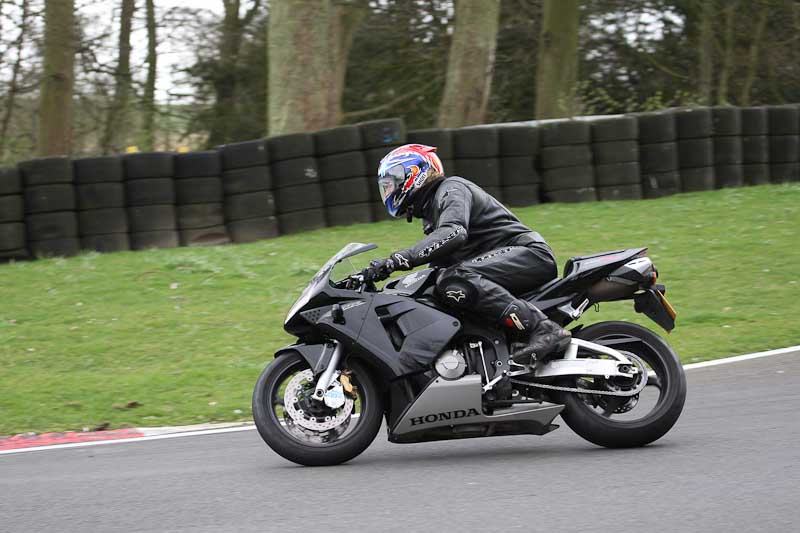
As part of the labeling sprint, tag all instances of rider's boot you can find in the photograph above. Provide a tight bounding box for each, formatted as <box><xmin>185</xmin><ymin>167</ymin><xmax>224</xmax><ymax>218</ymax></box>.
<box><xmin>500</xmin><ymin>299</ymin><xmax>572</xmax><ymax>365</ymax></box>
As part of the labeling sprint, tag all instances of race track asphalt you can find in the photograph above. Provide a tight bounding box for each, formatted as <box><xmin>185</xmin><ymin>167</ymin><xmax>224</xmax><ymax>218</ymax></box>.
<box><xmin>2</xmin><ymin>352</ymin><xmax>799</xmax><ymax>532</ymax></box>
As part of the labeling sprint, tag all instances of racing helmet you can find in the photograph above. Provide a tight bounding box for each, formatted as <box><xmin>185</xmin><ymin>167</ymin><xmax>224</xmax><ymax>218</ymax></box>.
<box><xmin>376</xmin><ymin>144</ymin><xmax>444</xmax><ymax>217</ymax></box>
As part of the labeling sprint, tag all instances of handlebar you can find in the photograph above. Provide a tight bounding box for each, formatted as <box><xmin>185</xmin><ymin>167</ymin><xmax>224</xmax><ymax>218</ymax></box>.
<box><xmin>334</xmin><ymin>273</ymin><xmax>376</xmax><ymax>292</ymax></box>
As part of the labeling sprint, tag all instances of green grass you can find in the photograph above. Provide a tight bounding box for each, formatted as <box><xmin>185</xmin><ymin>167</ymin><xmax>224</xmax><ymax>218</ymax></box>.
<box><xmin>1</xmin><ymin>184</ymin><xmax>799</xmax><ymax>435</ymax></box>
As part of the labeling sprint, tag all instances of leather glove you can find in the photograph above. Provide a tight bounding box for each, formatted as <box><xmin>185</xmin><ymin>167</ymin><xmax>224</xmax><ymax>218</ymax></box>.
<box><xmin>361</xmin><ymin>252</ymin><xmax>413</xmax><ymax>283</ymax></box>
<box><xmin>362</xmin><ymin>257</ymin><xmax>396</xmax><ymax>282</ymax></box>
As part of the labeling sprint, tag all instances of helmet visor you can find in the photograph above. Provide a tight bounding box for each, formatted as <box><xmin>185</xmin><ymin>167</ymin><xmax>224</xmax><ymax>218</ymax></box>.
<box><xmin>377</xmin><ymin>164</ymin><xmax>407</xmax><ymax>204</ymax></box>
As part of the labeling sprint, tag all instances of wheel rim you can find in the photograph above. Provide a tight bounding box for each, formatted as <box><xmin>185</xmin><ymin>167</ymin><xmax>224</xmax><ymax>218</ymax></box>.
<box><xmin>573</xmin><ymin>333</ymin><xmax>671</xmax><ymax>424</ymax></box>
<box><xmin>265</xmin><ymin>358</ymin><xmax>368</xmax><ymax>447</ymax></box>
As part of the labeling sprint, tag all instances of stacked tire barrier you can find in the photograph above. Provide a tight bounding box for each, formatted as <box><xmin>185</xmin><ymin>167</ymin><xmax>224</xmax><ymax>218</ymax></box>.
<box><xmin>767</xmin><ymin>105</ymin><xmax>800</xmax><ymax>183</ymax></box>
<box><xmin>20</xmin><ymin>157</ymin><xmax>80</xmax><ymax>257</ymax></box>
<box><xmin>452</xmin><ymin>127</ymin><xmax>502</xmax><ymax>200</ymax></box>
<box><xmin>219</xmin><ymin>139</ymin><xmax>278</xmax><ymax>243</ymax></box>
<box><xmin>637</xmin><ymin>110</ymin><xmax>680</xmax><ymax>198</ymax></box>
<box><xmin>74</xmin><ymin>156</ymin><xmax>130</xmax><ymax>252</ymax></box>
<box><xmin>122</xmin><ymin>153</ymin><xmax>178</xmax><ymax>250</ymax></box>
<box><xmin>2</xmin><ymin>105</ymin><xmax>799</xmax><ymax>263</ymax></box>
<box><xmin>269</xmin><ymin>134</ymin><xmax>326</xmax><ymax>235</ymax></box>
<box><xmin>675</xmin><ymin>107</ymin><xmax>715</xmax><ymax>192</ymax></box>
<box><xmin>359</xmin><ymin>118</ymin><xmax>406</xmax><ymax>221</ymax></box>
<box><xmin>540</xmin><ymin>121</ymin><xmax>596</xmax><ymax>203</ymax></box>
<box><xmin>712</xmin><ymin>107</ymin><xmax>744</xmax><ymax>188</ymax></box>
<box><xmin>174</xmin><ymin>151</ymin><xmax>230</xmax><ymax>247</ymax></box>
<box><xmin>591</xmin><ymin>116</ymin><xmax>641</xmax><ymax>200</ymax></box>
<box><xmin>0</xmin><ymin>167</ymin><xmax>27</xmax><ymax>260</ymax></box>
<box><xmin>740</xmin><ymin>107</ymin><xmax>770</xmax><ymax>186</ymax></box>
<box><xmin>497</xmin><ymin>125</ymin><xmax>540</xmax><ymax>207</ymax></box>
<box><xmin>315</xmin><ymin>125</ymin><xmax>372</xmax><ymax>227</ymax></box>
<box><xmin>407</xmin><ymin>127</ymin><xmax>454</xmax><ymax>173</ymax></box>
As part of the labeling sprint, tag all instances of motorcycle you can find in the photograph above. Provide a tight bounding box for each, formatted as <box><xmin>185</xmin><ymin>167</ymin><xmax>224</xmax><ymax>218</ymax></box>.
<box><xmin>253</xmin><ymin>242</ymin><xmax>686</xmax><ymax>466</ymax></box>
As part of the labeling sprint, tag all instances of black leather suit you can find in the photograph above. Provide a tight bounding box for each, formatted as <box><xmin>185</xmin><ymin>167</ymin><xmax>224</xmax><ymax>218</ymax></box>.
<box><xmin>391</xmin><ymin>176</ymin><xmax>558</xmax><ymax>322</ymax></box>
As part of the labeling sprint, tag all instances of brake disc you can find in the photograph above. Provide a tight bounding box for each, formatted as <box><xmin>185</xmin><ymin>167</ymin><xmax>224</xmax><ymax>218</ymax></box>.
<box><xmin>284</xmin><ymin>370</ymin><xmax>354</xmax><ymax>432</ymax></box>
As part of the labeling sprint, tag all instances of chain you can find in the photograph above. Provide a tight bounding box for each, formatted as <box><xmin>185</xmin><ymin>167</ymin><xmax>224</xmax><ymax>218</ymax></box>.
<box><xmin>509</xmin><ymin>377</ymin><xmax>646</xmax><ymax>397</ymax></box>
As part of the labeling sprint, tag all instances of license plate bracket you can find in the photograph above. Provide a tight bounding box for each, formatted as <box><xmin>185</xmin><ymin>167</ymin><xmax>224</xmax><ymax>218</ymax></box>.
<box><xmin>633</xmin><ymin>288</ymin><xmax>677</xmax><ymax>332</ymax></box>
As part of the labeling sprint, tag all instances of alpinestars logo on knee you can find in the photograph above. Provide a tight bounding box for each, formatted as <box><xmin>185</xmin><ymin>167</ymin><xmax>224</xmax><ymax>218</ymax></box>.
<box><xmin>446</xmin><ymin>290</ymin><xmax>466</xmax><ymax>302</ymax></box>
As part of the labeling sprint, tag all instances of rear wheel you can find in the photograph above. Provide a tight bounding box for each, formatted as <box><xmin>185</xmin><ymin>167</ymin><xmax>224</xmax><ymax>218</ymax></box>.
<box><xmin>555</xmin><ymin>321</ymin><xmax>686</xmax><ymax>448</ymax></box>
<box><xmin>252</xmin><ymin>352</ymin><xmax>383</xmax><ymax>466</ymax></box>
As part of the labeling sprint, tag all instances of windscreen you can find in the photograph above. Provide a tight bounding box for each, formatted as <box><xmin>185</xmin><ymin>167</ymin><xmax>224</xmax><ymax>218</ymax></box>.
<box><xmin>284</xmin><ymin>243</ymin><xmax>377</xmax><ymax>324</ymax></box>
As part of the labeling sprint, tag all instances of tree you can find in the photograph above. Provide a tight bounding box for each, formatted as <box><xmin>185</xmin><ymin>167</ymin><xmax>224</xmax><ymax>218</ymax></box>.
<box><xmin>0</xmin><ymin>0</ymin><xmax>31</xmax><ymax>159</ymax></box>
<box><xmin>37</xmin><ymin>0</ymin><xmax>76</xmax><ymax>156</ymax></box>
<box><xmin>340</xmin><ymin>0</ymin><xmax>451</xmax><ymax>129</ymax></box>
<box><xmin>206</xmin><ymin>0</ymin><xmax>262</xmax><ymax>147</ymax></box>
<box><xmin>696</xmin><ymin>0</ymin><xmax>713</xmax><ymax>105</ymax></box>
<box><xmin>437</xmin><ymin>0</ymin><xmax>500</xmax><ymax>128</ymax></box>
<box><xmin>140</xmin><ymin>0</ymin><xmax>157</xmax><ymax>151</ymax></box>
<box><xmin>535</xmin><ymin>0</ymin><xmax>580</xmax><ymax>118</ymax></box>
<box><xmin>101</xmin><ymin>0</ymin><xmax>135</xmax><ymax>154</ymax></box>
<box><xmin>491</xmin><ymin>0</ymin><xmax>542</xmax><ymax>123</ymax></box>
<box><xmin>267</xmin><ymin>0</ymin><xmax>367</xmax><ymax>135</ymax></box>
<box><xmin>739</xmin><ymin>5</ymin><xmax>768</xmax><ymax>106</ymax></box>
<box><xmin>325</xmin><ymin>1</ymin><xmax>368</xmax><ymax>126</ymax></box>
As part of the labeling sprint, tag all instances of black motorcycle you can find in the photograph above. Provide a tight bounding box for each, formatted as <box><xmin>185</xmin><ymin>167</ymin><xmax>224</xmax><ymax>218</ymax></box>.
<box><xmin>253</xmin><ymin>243</ymin><xmax>686</xmax><ymax>466</ymax></box>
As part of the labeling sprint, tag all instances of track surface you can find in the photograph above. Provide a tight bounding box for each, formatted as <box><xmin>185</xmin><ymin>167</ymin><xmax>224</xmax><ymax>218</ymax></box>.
<box><xmin>3</xmin><ymin>353</ymin><xmax>799</xmax><ymax>532</ymax></box>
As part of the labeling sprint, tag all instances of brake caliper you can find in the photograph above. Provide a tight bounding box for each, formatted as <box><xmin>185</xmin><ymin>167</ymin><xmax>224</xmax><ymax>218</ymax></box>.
<box><xmin>340</xmin><ymin>371</ymin><xmax>358</xmax><ymax>399</ymax></box>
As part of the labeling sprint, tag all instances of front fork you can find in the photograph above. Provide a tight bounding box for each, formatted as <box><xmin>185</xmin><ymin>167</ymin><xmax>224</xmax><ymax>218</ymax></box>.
<box><xmin>312</xmin><ymin>340</ymin><xmax>344</xmax><ymax>401</ymax></box>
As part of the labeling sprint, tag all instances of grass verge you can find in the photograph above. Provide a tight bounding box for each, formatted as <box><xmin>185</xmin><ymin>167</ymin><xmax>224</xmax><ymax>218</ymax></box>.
<box><xmin>1</xmin><ymin>184</ymin><xmax>799</xmax><ymax>435</ymax></box>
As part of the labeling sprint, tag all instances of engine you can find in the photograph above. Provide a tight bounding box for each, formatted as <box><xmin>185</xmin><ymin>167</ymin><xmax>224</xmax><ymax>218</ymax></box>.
<box><xmin>434</xmin><ymin>349</ymin><xmax>468</xmax><ymax>380</ymax></box>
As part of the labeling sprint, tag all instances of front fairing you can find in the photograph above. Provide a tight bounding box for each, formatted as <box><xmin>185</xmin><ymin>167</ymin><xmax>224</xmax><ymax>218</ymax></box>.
<box><xmin>284</xmin><ymin>243</ymin><xmax>377</xmax><ymax>334</ymax></box>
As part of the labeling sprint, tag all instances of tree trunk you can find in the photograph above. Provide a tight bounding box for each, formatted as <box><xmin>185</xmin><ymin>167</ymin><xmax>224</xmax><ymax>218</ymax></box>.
<box><xmin>37</xmin><ymin>0</ymin><xmax>76</xmax><ymax>156</ymax></box>
<box><xmin>325</xmin><ymin>2</ymin><xmax>368</xmax><ymax>126</ymax></box>
<box><xmin>268</xmin><ymin>0</ymin><xmax>363</xmax><ymax>135</ymax></box>
<box><xmin>437</xmin><ymin>0</ymin><xmax>500</xmax><ymax>128</ymax></box>
<box><xmin>268</xmin><ymin>0</ymin><xmax>330</xmax><ymax>135</ymax></box>
<box><xmin>535</xmin><ymin>0</ymin><xmax>580</xmax><ymax>119</ymax></box>
<box><xmin>716</xmin><ymin>2</ymin><xmax>736</xmax><ymax>105</ymax></box>
<box><xmin>740</xmin><ymin>7</ymin><xmax>768</xmax><ymax>106</ymax></box>
<box><xmin>208</xmin><ymin>1</ymin><xmax>244</xmax><ymax>146</ymax></box>
<box><xmin>140</xmin><ymin>0</ymin><xmax>157</xmax><ymax>151</ymax></box>
<box><xmin>0</xmin><ymin>0</ymin><xmax>30</xmax><ymax>160</ymax></box>
<box><xmin>101</xmin><ymin>0</ymin><xmax>136</xmax><ymax>154</ymax></box>
<box><xmin>697</xmin><ymin>0</ymin><xmax>714</xmax><ymax>105</ymax></box>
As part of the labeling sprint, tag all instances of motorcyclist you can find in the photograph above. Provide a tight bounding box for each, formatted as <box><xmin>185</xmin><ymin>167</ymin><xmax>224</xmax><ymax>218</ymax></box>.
<box><xmin>363</xmin><ymin>143</ymin><xmax>571</xmax><ymax>364</ymax></box>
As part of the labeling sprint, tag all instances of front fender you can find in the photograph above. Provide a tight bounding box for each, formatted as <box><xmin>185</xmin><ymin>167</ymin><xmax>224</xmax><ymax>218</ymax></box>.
<box><xmin>275</xmin><ymin>343</ymin><xmax>334</xmax><ymax>375</ymax></box>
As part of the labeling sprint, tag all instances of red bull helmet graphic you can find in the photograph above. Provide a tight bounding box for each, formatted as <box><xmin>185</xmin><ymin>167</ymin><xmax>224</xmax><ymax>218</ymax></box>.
<box><xmin>376</xmin><ymin>144</ymin><xmax>444</xmax><ymax>217</ymax></box>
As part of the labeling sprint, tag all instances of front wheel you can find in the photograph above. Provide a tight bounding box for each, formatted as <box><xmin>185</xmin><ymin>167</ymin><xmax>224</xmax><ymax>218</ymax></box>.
<box><xmin>555</xmin><ymin>321</ymin><xmax>686</xmax><ymax>448</ymax></box>
<box><xmin>252</xmin><ymin>352</ymin><xmax>383</xmax><ymax>466</ymax></box>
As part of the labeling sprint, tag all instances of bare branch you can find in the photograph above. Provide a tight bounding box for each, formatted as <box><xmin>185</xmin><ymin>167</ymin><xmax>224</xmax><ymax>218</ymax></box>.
<box><xmin>342</xmin><ymin>77</ymin><xmax>442</xmax><ymax>121</ymax></box>
<box><xmin>242</xmin><ymin>0</ymin><xmax>262</xmax><ymax>26</ymax></box>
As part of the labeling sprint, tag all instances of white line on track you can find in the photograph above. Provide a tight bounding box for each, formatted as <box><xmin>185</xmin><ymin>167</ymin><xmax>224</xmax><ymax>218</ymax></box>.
<box><xmin>2</xmin><ymin>344</ymin><xmax>798</xmax><ymax>457</ymax></box>
<box><xmin>682</xmin><ymin>345</ymin><xmax>799</xmax><ymax>370</ymax></box>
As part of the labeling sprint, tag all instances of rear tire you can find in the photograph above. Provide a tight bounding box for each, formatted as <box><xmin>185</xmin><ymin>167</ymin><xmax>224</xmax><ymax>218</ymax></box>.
<box><xmin>252</xmin><ymin>353</ymin><xmax>383</xmax><ymax>466</ymax></box>
<box><xmin>556</xmin><ymin>321</ymin><xmax>686</xmax><ymax>448</ymax></box>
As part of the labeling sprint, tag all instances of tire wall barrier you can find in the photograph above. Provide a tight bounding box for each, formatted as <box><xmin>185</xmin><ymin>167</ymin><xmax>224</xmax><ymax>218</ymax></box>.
<box><xmin>1</xmin><ymin>106</ymin><xmax>797</xmax><ymax>261</ymax></box>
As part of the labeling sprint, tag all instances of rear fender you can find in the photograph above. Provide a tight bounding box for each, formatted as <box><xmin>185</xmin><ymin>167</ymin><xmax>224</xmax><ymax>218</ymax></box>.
<box><xmin>274</xmin><ymin>343</ymin><xmax>334</xmax><ymax>375</ymax></box>
<box><xmin>633</xmin><ymin>288</ymin><xmax>676</xmax><ymax>332</ymax></box>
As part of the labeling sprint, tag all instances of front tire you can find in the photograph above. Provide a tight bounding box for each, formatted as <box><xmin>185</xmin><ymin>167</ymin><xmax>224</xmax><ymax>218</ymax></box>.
<box><xmin>556</xmin><ymin>321</ymin><xmax>686</xmax><ymax>448</ymax></box>
<box><xmin>252</xmin><ymin>352</ymin><xmax>383</xmax><ymax>466</ymax></box>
